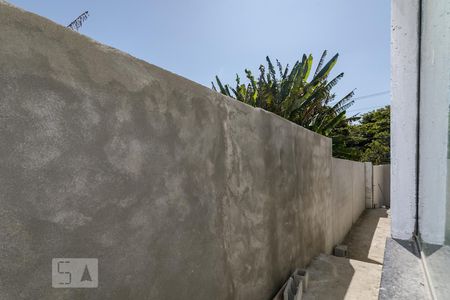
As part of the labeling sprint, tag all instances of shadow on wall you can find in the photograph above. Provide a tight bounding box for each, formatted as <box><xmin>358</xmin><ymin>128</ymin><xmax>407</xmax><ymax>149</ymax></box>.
<box><xmin>374</xmin><ymin>165</ymin><xmax>390</xmax><ymax>207</ymax></box>
<box><xmin>331</xmin><ymin>158</ymin><xmax>368</xmax><ymax>248</ymax></box>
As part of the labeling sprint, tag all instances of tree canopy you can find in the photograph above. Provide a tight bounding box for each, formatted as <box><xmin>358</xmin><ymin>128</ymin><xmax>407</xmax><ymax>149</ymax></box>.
<box><xmin>212</xmin><ymin>51</ymin><xmax>355</xmax><ymax>137</ymax></box>
<box><xmin>212</xmin><ymin>53</ymin><xmax>390</xmax><ymax>165</ymax></box>
<box><xmin>333</xmin><ymin>106</ymin><xmax>390</xmax><ymax>164</ymax></box>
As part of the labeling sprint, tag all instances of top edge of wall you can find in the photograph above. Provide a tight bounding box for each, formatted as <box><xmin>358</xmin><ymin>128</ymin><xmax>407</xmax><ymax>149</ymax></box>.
<box><xmin>0</xmin><ymin>1</ymin><xmax>331</xmax><ymax>145</ymax></box>
<box><xmin>331</xmin><ymin>157</ymin><xmax>369</xmax><ymax>165</ymax></box>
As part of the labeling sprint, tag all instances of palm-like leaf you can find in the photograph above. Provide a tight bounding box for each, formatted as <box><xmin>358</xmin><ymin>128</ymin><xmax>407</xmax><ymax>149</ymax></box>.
<box><xmin>312</xmin><ymin>53</ymin><xmax>339</xmax><ymax>84</ymax></box>
<box><xmin>313</xmin><ymin>50</ymin><xmax>327</xmax><ymax>77</ymax></box>
<box><xmin>213</xmin><ymin>51</ymin><xmax>355</xmax><ymax>151</ymax></box>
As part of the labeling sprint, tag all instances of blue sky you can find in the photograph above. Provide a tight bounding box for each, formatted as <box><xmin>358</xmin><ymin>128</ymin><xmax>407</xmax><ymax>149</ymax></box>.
<box><xmin>9</xmin><ymin>0</ymin><xmax>391</xmax><ymax>114</ymax></box>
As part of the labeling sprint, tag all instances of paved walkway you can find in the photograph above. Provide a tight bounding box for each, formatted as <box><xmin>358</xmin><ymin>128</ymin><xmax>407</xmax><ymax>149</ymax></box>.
<box><xmin>303</xmin><ymin>209</ymin><xmax>390</xmax><ymax>300</ymax></box>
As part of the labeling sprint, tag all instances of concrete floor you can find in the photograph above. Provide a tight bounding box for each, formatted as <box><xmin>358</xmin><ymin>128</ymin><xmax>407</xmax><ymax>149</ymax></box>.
<box><xmin>422</xmin><ymin>243</ymin><xmax>450</xmax><ymax>298</ymax></box>
<box><xmin>379</xmin><ymin>238</ymin><xmax>429</xmax><ymax>299</ymax></box>
<box><xmin>303</xmin><ymin>209</ymin><xmax>390</xmax><ymax>300</ymax></box>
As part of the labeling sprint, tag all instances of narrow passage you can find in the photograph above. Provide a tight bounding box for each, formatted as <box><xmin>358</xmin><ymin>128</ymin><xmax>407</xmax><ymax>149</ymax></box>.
<box><xmin>303</xmin><ymin>209</ymin><xmax>390</xmax><ymax>300</ymax></box>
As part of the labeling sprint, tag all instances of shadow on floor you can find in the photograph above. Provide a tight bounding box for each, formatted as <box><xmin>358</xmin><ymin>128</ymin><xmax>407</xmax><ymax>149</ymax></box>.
<box><xmin>303</xmin><ymin>254</ymin><xmax>356</xmax><ymax>300</ymax></box>
<box><xmin>303</xmin><ymin>209</ymin><xmax>389</xmax><ymax>300</ymax></box>
<box><xmin>343</xmin><ymin>208</ymin><xmax>389</xmax><ymax>265</ymax></box>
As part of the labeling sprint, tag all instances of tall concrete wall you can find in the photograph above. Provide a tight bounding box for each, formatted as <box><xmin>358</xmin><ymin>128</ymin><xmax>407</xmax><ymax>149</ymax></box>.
<box><xmin>0</xmin><ymin>2</ymin><xmax>373</xmax><ymax>299</ymax></box>
<box><xmin>374</xmin><ymin>164</ymin><xmax>391</xmax><ymax>208</ymax></box>
<box><xmin>331</xmin><ymin>158</ymin><xmax>367</xmax><ymax>247</ymax></box>
<box><xmin>352</xmin><ymin>162</ymin><xmax>366</xmax><ymax>222</ymax></box>
<box><xmin>365</xmin><ymin>162</ymin><xmax>374</xmax><ymax>208</ymax></box>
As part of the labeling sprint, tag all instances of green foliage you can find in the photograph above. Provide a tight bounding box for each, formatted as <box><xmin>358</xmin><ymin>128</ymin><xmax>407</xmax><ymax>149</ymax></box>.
<box><xmin>334</xmin><ymin>106</ymin><xmax>390</xmax><ymax>164</ymax></box>
<box><xmin>212</xmin><ymin>51</ymin><xmax>355</xmax><ymax>137</ymax></box>
<box><xmin>212</xmin><ymin>53</ymin><xmax>390</xmax><ymax>164</ymax></box>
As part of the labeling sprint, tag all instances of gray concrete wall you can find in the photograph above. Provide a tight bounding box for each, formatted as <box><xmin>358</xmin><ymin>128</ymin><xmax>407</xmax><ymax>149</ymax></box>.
<box><xmin>365</xmin><ymin>162</ymin><xmax>374</xmax><ymax>208</ymax></box>
<box><xmin>331</xmin><ymin>158</ymin><xmax>367</xmax><ymax>247</ymax></box>
<box><xmin>374</xmin><ymin>165</ymin><xmax>391</xmax><ymax>208</ymax></box>
<box><xmin>0</xmin><ymin>2</ymin><xmax>375</xmax><ymax>299</ymax></box>
<box><xmin>352</xmin><ymin>162</ymin><xmax>366</xmax><ymax>223</ymax></box>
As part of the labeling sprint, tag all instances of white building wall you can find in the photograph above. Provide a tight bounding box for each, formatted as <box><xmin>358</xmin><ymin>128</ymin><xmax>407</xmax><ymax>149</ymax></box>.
<box><xmin>418</xmin><ymin>0</ymin><xmax>450</xmax><ymax>245</ymax></box>
<box><xmin>391</xmin><ymin>0</ymin><xmax>420</xmax><ymax>240</ymax></box>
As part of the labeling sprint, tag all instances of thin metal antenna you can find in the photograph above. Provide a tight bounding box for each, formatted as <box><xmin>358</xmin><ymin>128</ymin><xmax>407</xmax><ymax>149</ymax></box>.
<box><xmin>67</xmin><ymin>11</ymin><xmax>89</xmax><ymax>31</ymax></box>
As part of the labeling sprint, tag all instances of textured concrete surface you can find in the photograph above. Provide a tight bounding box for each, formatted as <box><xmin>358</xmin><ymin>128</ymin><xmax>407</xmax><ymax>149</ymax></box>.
<box><xmin>373</xmin><ymin>165</ymin><xmax>390</xmax><ymax>208</ymax></box>
<box><xmin>351</xmin><ymin>162</ymin><xmax>365</xmax><ymax>224</ymax></box>
<box><xmin>379</xmin><ymin>238</ymin><xmax>430</xmax><ymax>299</ymax></box>
<box><xmin>0</xmin><ymin>2</ymin><xmax>381</xmax><ymax>299</ymax></box>
<box><xmin>364</xmin><ymin>162</ymin><xmax>373</xmax><ymax>208</ymax></box>
<box><xmin>391</xmin><ymin>0</ymin><xmax>420</xmax><ymax>240</ymax></box>
<box><xmin>331</xmin><ymin>158</ymin><xmax>367</xmax><ymax>247</ymax></box>
<box><xmin>304</xmin><ymin>254</ymin><xmax>382</xmax><ymax>300</ymax></box>
<box><xmin>418</xmin><ymin>0</ymin><xmax>450</xmax><ymax>246</ymax></box>
<box><xmin>304</xmin><ymin>209</ymin><xmax>390</xmax><ymax>300</ymax></box>
<box><xmin>422</xmin><ymin>243</ymin><xmax>450</xmax><ymax>298</ymax></box>
<box><xmin>0</xmin><ymin>2</ymin><xmax>345</xmax><ymax>300</ymax></box>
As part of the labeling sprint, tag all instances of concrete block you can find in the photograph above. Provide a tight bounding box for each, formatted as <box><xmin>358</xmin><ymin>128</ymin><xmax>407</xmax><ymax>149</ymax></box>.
<box><xmin>292</xmin><ymin>268</ymin><xmax>309</xmax><ymax>291</ymax></box>
<box><xmin>283</xmin><ymin>277</ymin><xmax>295</xmax><ymax>300</ymax></box>
<box><xmin>334</xmin><ymin>245</ymin><xmax>348</xmax><ymax>257</ymax></box>
<box><xmin>280</xmin><ymin>275</ymin><xmax>303</xmax><ymax>300</ymax></box>
<box><xmin>292</xmin><ymin>275</ymin><xmax>302</xmax><ymax>294</ymax></box>
<box><xmin>294</xmin><ymin>281</ymin><xmax>303</xmax><ymax>300</ymax></box>
<box><xmin>272</xmin><ymin>281</ymin><xmax>288</xmax><ymax>300</ymax></box>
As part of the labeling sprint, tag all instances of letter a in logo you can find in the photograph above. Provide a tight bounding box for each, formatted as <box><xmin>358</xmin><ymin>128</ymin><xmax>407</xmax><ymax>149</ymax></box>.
<box><xmin>52</xmin><ymin>258</ymin><xmax>98</xmax><ymax>288</ymax></box>
<box><xmin>81</xmin><ymin>265</ymin><xmax>92</xmax><ymax>282</ymax></box>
